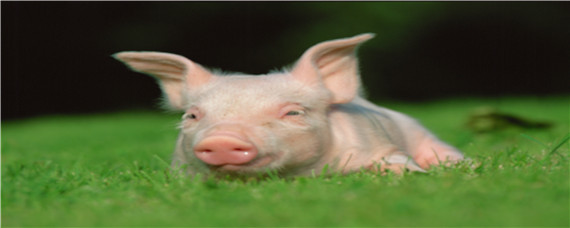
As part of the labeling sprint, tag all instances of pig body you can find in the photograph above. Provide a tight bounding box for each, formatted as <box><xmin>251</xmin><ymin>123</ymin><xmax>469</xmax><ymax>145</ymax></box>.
<box><xmin>114</xmin><ymin>33</ymin><xmax>464</xmax><ymax>177</ymax></box>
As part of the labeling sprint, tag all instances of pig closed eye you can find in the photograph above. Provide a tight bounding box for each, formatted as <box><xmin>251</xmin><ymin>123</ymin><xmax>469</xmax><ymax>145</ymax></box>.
<box><xmin>285</xmin><ymin>110</ymin><xmax>305</xmax><ymax>116</ymax></box>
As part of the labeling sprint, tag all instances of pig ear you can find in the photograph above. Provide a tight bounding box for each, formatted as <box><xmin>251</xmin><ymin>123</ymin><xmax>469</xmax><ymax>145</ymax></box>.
<box><xmin>291</xmin><ymin>33</ymin><xmax>374</xmax><ymax>104</ymax></box>
<box><xmin>113</xmin><ymin>51</ymin><xmax>213</xmax><ymax>110</ymax></box>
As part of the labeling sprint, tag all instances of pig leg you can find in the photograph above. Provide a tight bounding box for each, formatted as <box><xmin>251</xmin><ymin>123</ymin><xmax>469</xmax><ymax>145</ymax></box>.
<box><xmin>413</xmin><ymin>133</ymin><xmax>464</xmax><ymax>169</ymax></box>
<box><xmin>379</xmin><ymin>108</ymin><xmax>464</xmax><ymax>170</ymax></box>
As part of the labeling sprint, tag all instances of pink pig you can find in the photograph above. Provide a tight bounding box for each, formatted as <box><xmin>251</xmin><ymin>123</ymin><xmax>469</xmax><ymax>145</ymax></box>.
<box><xmin>114</xmin><ymin>33</ymin><xmax>464</xmax><ymax>177</ymax></box>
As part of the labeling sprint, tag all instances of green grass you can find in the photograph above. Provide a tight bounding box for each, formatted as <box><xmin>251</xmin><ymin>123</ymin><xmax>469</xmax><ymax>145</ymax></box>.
<box><xmin>2</xmin><ymin>96</ymin><xmax>569</xmax><ymax>227</ymax></box>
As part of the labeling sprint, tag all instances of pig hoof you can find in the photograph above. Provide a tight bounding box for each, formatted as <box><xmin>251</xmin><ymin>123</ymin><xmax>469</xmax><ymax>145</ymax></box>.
<box><xmin>417</xmin><ymin>153</ymin><xmax>464</xmax><ymax>169</ymax></box>
<box><xmin>367</xmin><ymin>154</ymin><xmax>426</xmax><ymax>174</ymax></box>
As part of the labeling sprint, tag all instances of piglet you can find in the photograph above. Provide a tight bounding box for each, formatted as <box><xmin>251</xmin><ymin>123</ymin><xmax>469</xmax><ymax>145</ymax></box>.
<box><xmin>113</xmin><ymin>33</ymin><xmax>464</xmax><ymax>177</ymax></box>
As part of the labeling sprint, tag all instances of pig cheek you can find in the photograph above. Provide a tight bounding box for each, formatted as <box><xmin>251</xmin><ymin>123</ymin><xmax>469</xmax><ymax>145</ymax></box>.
<box><xmin>180</xmin><ymin>126</ymin><xmax>211</xmax><ymax>171</ymax></box>
<box><xmin>292</xmin><ymin>125</ymin><xmax>331</xmax><ymax>165</ymax></box>
<box><xmin>248</xmin><ymin>122</ymin><xmax>282</xmax><ymax>164</ymax></box>
<box><xmin>293</xmin><ymin>116</ymin><xmax>333</xmax><ymax>165</ymax></box>
<box><xmin>270</xmin><ymin>119</ymin><xmax>331</xmax><ymax>168</ymax></box>
<box><xmin>284</xmin><ymin>133</ymin><xmax>322</xmax><ymax>165</ymax></box>
<box><xmin>239</xmin><ymin>121</ymin><xmax>296</xmax><ymax>171</ymax></box>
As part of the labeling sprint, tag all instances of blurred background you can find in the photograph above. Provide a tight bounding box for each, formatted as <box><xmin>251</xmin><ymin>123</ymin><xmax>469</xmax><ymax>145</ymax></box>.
<box><xmin>3</xmin><ymin>2</ymin><xmax>569</xmax><ymax>120</ymax></box>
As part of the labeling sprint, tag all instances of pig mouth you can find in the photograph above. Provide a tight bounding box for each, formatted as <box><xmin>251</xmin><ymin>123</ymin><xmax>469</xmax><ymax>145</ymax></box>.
<box><xmin>208</xmin><ymin>155</ymin><xmax>275</xmax><ymax>172</ymax></box>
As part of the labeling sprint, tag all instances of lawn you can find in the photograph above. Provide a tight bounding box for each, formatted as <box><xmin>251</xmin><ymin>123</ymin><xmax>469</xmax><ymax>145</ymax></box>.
<box><xmin>2</xmin><ymin>96</ymin><xmax>568</xmax><ymax>227</ymax></box>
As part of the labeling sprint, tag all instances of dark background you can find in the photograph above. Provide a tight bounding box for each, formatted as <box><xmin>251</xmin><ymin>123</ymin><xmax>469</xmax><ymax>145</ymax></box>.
<box><xmin>3</xmin><ymin>2</ymin><xmax>569</xmax><ymax>121</ymax></box>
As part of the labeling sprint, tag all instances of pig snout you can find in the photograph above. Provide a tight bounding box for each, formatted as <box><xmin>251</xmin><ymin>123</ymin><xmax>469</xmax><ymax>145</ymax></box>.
<box><xmin>193</xmin><ymin>133</ymin><xmax>258</xmax><ymax>166</ymax></box>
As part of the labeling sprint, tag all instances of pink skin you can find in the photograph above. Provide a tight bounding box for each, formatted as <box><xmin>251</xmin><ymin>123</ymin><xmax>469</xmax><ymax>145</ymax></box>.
<box><xmin>185</xmin><ymin>106</ymin><xmax>259</xmax><ymax>166</ymax></box>
<box><xmin>186</xmin><ymin>101</ymin><xmax>318</xmax><ymax>174</ymax></box>
<box><xmin>113</xmin><ymin>33</ymin><xmax>465</xmax><ymax>177</ymax></box>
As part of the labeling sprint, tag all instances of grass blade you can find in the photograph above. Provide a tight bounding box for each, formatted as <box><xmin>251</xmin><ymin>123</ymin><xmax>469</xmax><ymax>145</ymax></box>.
<box><xmin>520</xmin><ymin>133</ymin><xmax>548</xmax><ymax>148</ymax></box>
<box><xmin>153</xmin><ymin>154</ymin><xmax>172</xmax><ymax>169</ymax></box>
<box><xmin>549</xmin><ymin>133</ymin><xmax>569</xmax><ymax>156</ymax></box>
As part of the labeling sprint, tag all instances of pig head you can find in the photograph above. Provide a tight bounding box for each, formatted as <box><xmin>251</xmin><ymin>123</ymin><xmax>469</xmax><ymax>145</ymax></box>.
<box><xmin>113</xmin><ymin>33</ymin><xmax>464</xmax><ymax>177</ymax></box>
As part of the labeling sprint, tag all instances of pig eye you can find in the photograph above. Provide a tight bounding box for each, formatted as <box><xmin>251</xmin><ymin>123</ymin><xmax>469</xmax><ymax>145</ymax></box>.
<box><xmin>280</xmin><ymin>104</ymin><xmax>307</xmax><ymax>119</ymax></box>
<box><xmin>183</xmin><ymin>113</ymin><xmax>197</xmax><ymax>120</ymax></box>
<box><xmin>285</xmin><ymin>110</ymin><xmax>304</xmax><ymax>116</ymax></box>
<box><xmin>182</xmin><ymin>107</ymin><xmax>202</xmax><ymax>121</ymax></box>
